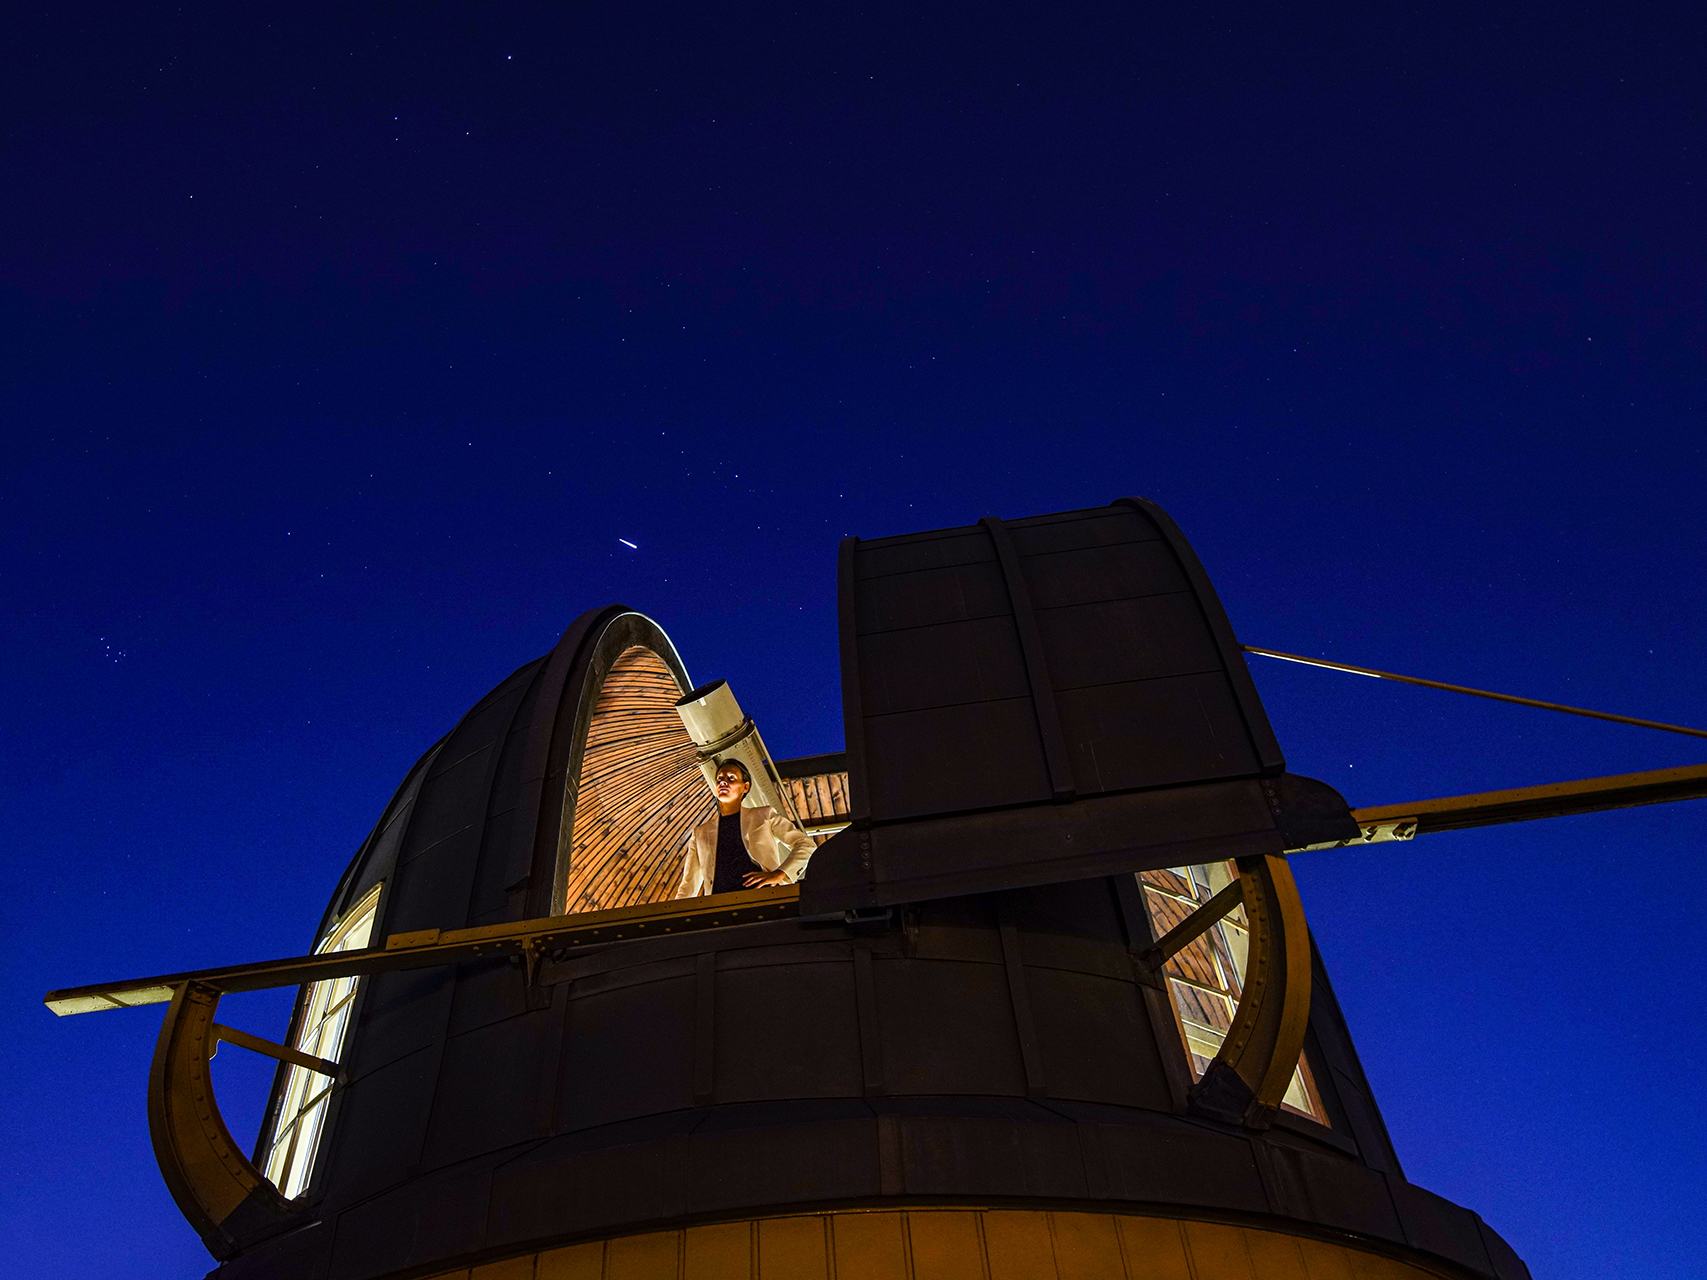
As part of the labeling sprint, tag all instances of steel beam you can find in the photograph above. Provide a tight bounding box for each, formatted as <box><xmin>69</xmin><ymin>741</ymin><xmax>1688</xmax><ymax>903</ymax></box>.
<box><xmin>1321</xmin><ymin>761</ymin><xmax>1707</xmax><ymax>848</ymax></box>
<box><xmin>43</xmin><ymin>762</ymin><xmax>1707</xmax><ymax>1019</ymax></box>
<box><xmin>45</xmin><ymin>885</ymin><xmax>803</xmax><ymax>1016</ymax></box>
<box><xmin>212</xmin><ymin>1023</ymin><xmax>342</xmax><ymax>1080</ymax></box>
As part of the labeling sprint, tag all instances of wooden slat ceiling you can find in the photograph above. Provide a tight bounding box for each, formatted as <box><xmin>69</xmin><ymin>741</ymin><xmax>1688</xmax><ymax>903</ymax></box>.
<box><xmin>783</xmin><ymin>772</ymin><xmax>851</xmax><ymax>823</ymax></box>
<box><xmin>562</xmin><ymin>646</ymin><xmax>715</xmax><ymax>914</ymax></box>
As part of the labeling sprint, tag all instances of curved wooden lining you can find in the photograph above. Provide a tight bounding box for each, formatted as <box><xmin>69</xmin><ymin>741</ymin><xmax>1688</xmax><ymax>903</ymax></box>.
<box><xmin>516</xmin><ymin>608</ymin><xmax>696</xmax><ymax>919</ymax></box>
<box><xmin>562</xmin><ymin>645</ymin><xmax>715</xmax><ymax>913</ymax></box>
<box><xmin>782</xmin><ymin>771</ymin><xmax>851</xmax><ymax>826</ymax></box>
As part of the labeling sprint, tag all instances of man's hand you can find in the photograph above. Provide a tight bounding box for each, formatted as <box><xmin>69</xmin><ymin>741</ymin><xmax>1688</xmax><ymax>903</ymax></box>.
<box><xmin>742</xmin><ymin>869</ymin><xmax>791</xmax><ymax>889</ymax></box>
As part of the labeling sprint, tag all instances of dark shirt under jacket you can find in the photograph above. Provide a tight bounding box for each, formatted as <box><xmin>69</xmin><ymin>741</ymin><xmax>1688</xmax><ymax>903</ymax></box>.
<box><xmin>711</xmin><ymin>811</ymin><xmax>759</xmax><ymax>895</ymax></box>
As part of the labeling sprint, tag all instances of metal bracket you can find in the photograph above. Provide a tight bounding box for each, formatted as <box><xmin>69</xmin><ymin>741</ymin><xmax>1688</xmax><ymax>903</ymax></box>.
<box><xmin>693</xmin><ymin>716</ymin><xmax>758</xmax><ymax>761</ymax></box>
<box><xmin>842</xmin><ymin>906</ymin><xmax>894</xmax><ymax>928</ymax></box>
<box><xmin>211</xmin><ymin>1023</ymin><xmax>343</xmax><ymax>1083</ymax></box>
<box><xmin>520</xmin><ymin>936</ymin><xmax>545</xmax><ymax>988</ymax></box>
<box><xmin>519</xmin><ymin>936</ymin><xmax>555</xmax><ymax>1010</ymax></box>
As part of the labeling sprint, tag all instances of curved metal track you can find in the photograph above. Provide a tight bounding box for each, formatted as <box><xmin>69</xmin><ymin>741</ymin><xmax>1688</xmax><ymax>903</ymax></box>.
<box><xmin>146</xmin><ymin>982</ymin><xmax>293</xmax><ymax>1258</ymax></box>
<box><xmin>1189</xmin><ymin>854</ymin><xmax>1314</xmax><ymax>1129</ymax></box>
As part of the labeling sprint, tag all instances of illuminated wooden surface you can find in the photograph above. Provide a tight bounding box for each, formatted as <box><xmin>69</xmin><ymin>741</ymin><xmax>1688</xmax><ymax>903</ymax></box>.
<box><xmin>420</xmin><ymin>1209</ymin><xmax>1451</xmax><ymax>1280</ymax></box>
<box><xmin>562</xmin><ymin>646</ymin><xmax>715</xmax><ymax>913</ymax></box>
<box><xmin>783</xmin><ymin>770</ymin><xmax>851</xmax><ymax>840</ymax></box>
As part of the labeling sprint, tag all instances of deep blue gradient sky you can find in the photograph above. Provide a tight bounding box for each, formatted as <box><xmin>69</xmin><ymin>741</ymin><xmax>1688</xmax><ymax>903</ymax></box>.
<box><xmin>5</xmin><ymin>4</ymin><xmax>1704</xmax><ymax>1277</ymax></box>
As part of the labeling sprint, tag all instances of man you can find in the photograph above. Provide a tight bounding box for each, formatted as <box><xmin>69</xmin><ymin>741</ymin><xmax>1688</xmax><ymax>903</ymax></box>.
<box><xmin>674</xmin><ymin>758</ymin><xmax>817</xmax><ymax>897</ymax></box>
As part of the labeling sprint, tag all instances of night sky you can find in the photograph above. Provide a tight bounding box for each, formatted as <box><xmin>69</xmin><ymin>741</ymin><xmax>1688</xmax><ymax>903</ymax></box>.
<box><xmin>6</xmin><ymin>4</ymin><xmax>1705</xmax><ymax>1277</ymax></box>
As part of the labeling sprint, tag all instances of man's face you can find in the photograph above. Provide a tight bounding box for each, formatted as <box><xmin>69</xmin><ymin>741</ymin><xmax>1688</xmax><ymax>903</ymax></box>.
<box><xmin>714</xmin><ymin>766</ymin><xmax>751</xmax><ymax>805</ymax></box>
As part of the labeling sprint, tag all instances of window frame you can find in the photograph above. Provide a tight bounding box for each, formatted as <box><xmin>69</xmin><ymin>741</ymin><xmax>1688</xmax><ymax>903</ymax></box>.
<box><xmin>1139</xmin><ymin>862</ymin><xmax>1332</xmax><ymax>1126</ymax></box>
<box><xmin>259</xmin><ymin>882</ymin><xmax>384</xmax><ymax>1201</ymax></box>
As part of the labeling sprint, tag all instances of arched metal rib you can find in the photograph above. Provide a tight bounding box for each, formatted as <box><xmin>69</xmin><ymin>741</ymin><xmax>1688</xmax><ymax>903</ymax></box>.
<box><xmin>1188</xmin><ymin>854</ymin><xmax>1313</xmax><ymax>1129</ymax></box>
<box><xmin>146</xmin><ymin>981</ymin><xmax>293</xmax><ymax>1258</ymax></box>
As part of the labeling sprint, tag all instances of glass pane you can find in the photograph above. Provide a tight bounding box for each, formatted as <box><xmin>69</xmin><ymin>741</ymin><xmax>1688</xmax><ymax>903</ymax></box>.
<box><xmin>263</xmin><ymin>884</ymin><xmax>382</xmax><ymax>1196</ymax></box>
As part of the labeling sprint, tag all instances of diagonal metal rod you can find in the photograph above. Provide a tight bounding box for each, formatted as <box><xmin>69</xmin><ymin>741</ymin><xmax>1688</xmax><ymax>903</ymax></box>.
<box><xmin>1243</xmin><ymin>646</ymin><xmax>1707</xmax><ymax>742</ymax></box>
<box><xmin>212</xmin><ymin>1023</ymin><xmax>343</xmax><ymax>1080</ymax></box>
<box><xmin>1140</xmin><ymin>878</ymin><xmax>1244</xmax><ymax>971</ymax></box>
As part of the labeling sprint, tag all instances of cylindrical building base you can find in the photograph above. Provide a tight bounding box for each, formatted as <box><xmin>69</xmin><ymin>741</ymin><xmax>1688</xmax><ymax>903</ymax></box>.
<box><xmin>421</xmin><ymin>1207</ymin><xmax>1459</xmax><ymax>1280</ymax></box>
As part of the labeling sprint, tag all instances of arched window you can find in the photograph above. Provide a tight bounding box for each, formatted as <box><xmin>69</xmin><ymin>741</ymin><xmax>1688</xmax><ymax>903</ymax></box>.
<box><xmin>559</xmin><ymin>645</ymin><xmax>715</xmax><ymax>914</ymax></box>
<box><xmin>1141</xmin><ymin>863</ymin><xmax>1328</xmax><ymax>1122</ymax></box>
<box><xmin>261</xmin><ymin>883</ymin><xmax>382</xmax><ymax>1198</ymax></box>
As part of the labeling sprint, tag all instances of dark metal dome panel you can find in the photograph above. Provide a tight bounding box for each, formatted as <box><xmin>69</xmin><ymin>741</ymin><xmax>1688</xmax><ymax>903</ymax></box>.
<box><xmin>205</xmin><ymin>876</ymin><xmax>1521</xmax><ymax>1280</ymax></box>
<box><xmin>842</xmin><ymin>497</ymin><xmax>1282</xmax><ymax>826</ymax></box>
<box><xmin>803</xmin><ymin>497</ymin><xmax>1327</xmax><ymax>913</ymax></box>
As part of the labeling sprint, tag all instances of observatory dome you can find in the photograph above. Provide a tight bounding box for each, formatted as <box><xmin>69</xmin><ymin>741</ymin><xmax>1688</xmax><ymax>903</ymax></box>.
<box><xmin>184</xmin><ymin>505</ymin><xmax>1531</xmax><ymax>1280</ymax></box>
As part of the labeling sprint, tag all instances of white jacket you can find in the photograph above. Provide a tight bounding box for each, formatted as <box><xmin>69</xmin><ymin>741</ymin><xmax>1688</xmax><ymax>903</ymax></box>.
<box><xmin>673</xmin><ymin>805</ymin><xmax>816</xmax><ymax>898</ymax></box>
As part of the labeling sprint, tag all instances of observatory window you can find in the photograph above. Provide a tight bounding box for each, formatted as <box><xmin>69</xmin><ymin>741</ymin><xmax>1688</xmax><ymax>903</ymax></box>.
<box><xmin>561</xmin><ymin>647</ymin><xmax>717</xmax><ymax>914</ymax></box>
<box><xmin>1140</xmin><ymin>863</ymin><xmax>1329</xmax><ymax>1124</ymax></box>
<box><xmin>261</xmin><ymin>884</ymin><xmax>381</xmax><ymax>1199</ymax></box>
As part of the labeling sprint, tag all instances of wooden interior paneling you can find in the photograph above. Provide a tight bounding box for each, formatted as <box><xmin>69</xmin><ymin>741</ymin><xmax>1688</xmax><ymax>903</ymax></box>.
<box><xmin>561</xmin><ymin>646</ymin><xmax>714</xmax><ymax>913</ymax></box>
<box><xmin>783</xmin><ymin>772</ymin><xmax>851</xmax><ymax>843</ymax></box>
<box><xmin>423</xmin><ymin>1209</ymin><xmax>1453</xmax><ymax>1280</ymax></box>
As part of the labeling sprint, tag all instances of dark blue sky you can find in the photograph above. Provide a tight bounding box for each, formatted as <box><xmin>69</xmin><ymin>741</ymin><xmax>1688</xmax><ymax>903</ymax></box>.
<box><xmin>5</xmin><ymin>4</ymin><xmax>1704</xmax><ymax>1277</ymax></box>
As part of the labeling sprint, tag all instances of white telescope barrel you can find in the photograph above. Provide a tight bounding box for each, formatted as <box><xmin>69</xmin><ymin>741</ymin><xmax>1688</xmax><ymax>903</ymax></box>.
<box><xmin>676</xmin><ymin>679</ymin><xmax>744</xmax><ymax>745</ymax></box>
<box><xmin>673</xmin><ymin>680</ymin><xmax>800</xmax><ymax>824</ymax></box>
